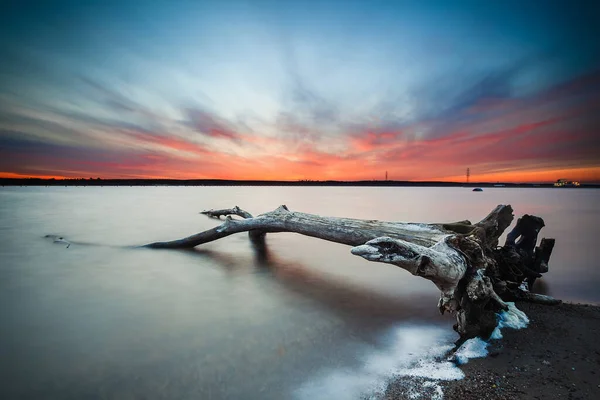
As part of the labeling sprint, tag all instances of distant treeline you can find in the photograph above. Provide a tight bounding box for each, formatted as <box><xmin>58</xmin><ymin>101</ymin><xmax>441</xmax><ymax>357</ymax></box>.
<box><xmin>1</xmin><ymin>178</ymin><xmax>598</xmax><ymax>188</ymax></box>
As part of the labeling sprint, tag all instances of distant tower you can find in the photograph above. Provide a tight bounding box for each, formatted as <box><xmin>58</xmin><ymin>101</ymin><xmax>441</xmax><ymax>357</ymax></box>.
<box><xmin>385</xmin><ymin>171</ymin><xmax>388</xmax><ymax>181</ymax></box>
<box><xmin>466</xmin><ymin>168</ymin><xmax>470</xmax><ymax>183</ymax></box>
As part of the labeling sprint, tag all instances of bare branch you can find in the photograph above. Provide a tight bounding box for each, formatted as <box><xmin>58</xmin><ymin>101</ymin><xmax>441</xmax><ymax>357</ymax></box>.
<box><xmin>200</xmin><ymin>206</ymin><xmax>254</xmax><ymax>219</ymax></box>
<box><xmin>143</xmin><ymin>203</ymin><xmax>558</xmax><ymax>342</ymax></box>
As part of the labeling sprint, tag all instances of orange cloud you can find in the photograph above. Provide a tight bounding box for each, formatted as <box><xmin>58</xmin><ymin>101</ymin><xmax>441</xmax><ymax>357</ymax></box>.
<box><xmin>2</xmin><ymin>70</ymin><xmax>599</xmax><ymax>183</ymax></box>
<box><xmin>0</xmin><ymin>171</ymin><xmax>68</xmax><ymax>179</ymax></box>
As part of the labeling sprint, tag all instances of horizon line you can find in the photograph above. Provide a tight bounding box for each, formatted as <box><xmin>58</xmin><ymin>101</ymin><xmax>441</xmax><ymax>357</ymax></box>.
<box><xmin>1</xmin><ymin>177</ymin><xmax>597</xmax><ymax>186</ymax></box>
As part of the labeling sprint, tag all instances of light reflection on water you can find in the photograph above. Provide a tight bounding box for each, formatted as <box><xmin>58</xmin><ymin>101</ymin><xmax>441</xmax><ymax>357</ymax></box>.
<box><xmin>294</xmin><ymin>324</ymin><xmax>461</xmax><ymax>400</ymax></box>
<box><xmin>0</xmin><ymin>186</ymin><xmax>598</xmax><ymax>399</ymax></box>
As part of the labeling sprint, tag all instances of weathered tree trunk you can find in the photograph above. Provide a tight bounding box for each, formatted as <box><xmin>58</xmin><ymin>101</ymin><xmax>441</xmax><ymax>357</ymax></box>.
<box><xmin>146</xmin><ymin>204</ymin><xmax>558</xmax><ymax>343</ymax></box>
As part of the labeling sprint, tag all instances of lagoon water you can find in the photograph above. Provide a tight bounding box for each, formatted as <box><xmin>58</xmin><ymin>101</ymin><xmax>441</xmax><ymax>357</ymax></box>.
<box><xmin>1</xmin><ymin>186</ymin><xmax>598</xmax><ymax>399</ymax></box>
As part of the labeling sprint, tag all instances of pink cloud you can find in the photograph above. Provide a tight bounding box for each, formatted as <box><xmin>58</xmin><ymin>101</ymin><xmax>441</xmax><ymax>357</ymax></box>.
<box><xmin>2</xmin><ymin>70</ymin><xmax>599</xmax><ymax>183</ymax></box>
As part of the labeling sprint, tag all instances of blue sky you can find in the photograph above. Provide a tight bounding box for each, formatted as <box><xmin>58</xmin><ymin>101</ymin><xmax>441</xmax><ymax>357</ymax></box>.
<box><xmin>1</xmin><ymin>0</ymin><xmax>599</xmax><ymax>181</ymax></box>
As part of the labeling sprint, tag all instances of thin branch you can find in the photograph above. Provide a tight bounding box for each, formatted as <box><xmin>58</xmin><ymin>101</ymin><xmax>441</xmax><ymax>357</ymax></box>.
<box><xmin>200</xmin><ymin>206</ymin><xmax>254</xmax><ymax>219</ymax></box>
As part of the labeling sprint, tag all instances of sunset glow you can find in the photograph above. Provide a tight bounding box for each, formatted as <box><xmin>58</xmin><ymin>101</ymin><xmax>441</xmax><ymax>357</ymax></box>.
<box><xmin>1</xmin><ymin>1</ymin><xmax>599</xmax><ymax>183</ymax></box>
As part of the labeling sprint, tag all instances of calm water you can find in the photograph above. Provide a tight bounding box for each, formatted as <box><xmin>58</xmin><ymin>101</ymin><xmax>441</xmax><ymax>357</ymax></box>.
<box><xmin>1</xmin><ymin>187</ymin><xmax>598</xmax><ymax>399</ymax></box>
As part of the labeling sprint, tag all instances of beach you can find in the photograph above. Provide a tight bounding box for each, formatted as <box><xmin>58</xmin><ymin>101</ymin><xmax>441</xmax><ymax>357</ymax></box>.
<box><xmin>384</xmin><ymin>301</ymin><xmax>600</xmax><ymax>399</ymax></box>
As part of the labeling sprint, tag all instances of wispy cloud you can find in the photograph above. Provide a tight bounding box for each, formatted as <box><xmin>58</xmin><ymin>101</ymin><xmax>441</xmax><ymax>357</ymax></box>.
<box><xmin>184</xmin><ymin>108</ymin><xmax>241</xmax><ymax>141</ymax></box>
<box><xmin>1</xmin><ymin>0</ymin><xmax>599</xmax><ymax>182</ymax></box>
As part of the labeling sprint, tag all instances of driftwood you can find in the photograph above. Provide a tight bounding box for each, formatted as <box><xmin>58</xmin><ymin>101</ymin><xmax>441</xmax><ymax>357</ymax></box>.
<box><xmin>146</xmin><ymin>204</ymin><xmax>558</xmax><ymax>343</ymax></box>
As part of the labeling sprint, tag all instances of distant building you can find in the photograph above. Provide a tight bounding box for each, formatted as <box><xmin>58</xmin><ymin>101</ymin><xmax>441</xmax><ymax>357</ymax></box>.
<box><xmin>554</xmin><ymin>179</ymin><xmax>580</xmax><ymax>187</ymax></box>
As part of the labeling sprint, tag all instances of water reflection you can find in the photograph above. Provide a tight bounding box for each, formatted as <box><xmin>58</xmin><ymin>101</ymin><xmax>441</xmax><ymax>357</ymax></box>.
<box><xmin>178</xmin><ymin>237</ymin><xmax>447</xmax><ymax>330</ymax></box>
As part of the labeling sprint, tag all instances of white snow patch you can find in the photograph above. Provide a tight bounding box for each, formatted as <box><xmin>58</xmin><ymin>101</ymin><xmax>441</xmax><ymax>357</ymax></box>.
<box><xmin>491</xmin><ymin>302</ymin><xmax>529</xmax><ymax>339</ymax></box>
<box><xmin>453</xmin><ymin>338</ymin><xmax>489</xmax><ymax>365</ymax></box>
<box><xmin>499</xmin><ymin>302</ymin><xmax>529</xmax><ymax>329</ymax></box>
<box><xmin>490</xmin><ymin>327</ymin><xmax>503</xmax><ymax>340</ymax></box>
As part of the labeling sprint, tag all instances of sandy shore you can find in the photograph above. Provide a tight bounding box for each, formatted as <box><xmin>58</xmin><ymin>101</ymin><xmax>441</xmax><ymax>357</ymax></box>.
<box><xmin>384</xmin><ymin>301</ymin><xmax>600</xmax><ymax>400</ymax></box>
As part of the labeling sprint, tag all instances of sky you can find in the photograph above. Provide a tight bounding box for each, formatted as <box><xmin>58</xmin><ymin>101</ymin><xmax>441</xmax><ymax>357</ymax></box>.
<box><xmin>0</xmin><ymin>0</ymin><xmax>599</xmax><ymax>182</ymax></box>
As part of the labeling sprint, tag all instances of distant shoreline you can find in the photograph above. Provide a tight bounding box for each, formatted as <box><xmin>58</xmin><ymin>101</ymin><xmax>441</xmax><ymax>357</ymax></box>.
<box><xmin>1</xmin><ymin>178</ymin><xmax>599</xmax><ymax>188</ymax></box>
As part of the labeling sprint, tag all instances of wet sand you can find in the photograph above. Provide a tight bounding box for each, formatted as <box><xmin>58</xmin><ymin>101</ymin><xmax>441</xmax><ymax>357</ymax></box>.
<box><xmin>384</xmin><ymin>301</ymin><xmax>600</xmax><ymax>400</ymax></box>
